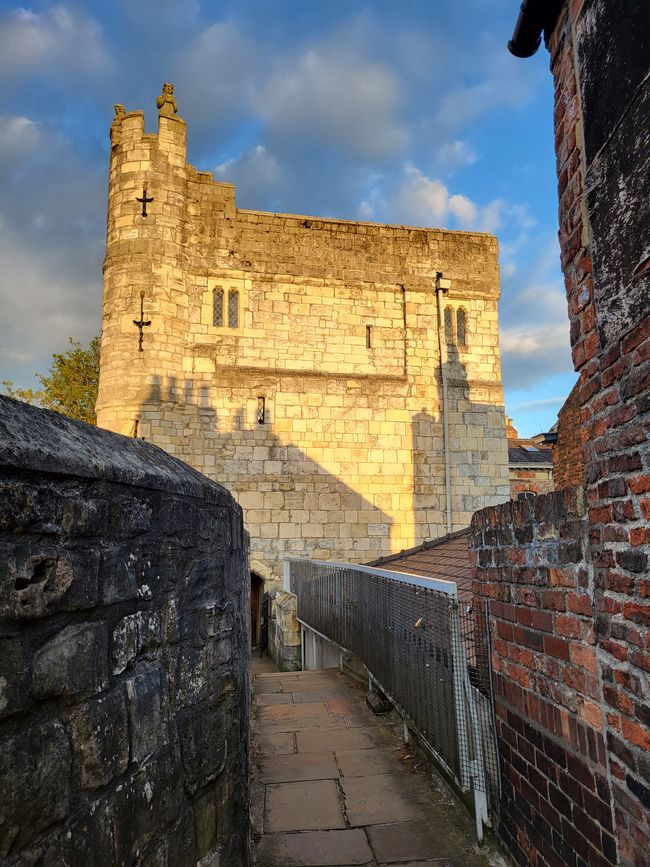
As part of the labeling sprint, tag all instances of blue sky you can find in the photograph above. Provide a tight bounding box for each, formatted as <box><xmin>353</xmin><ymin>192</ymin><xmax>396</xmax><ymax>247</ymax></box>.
<box><xmin>0</xmin><ymin>0</ymin><xmax>577</xmax><ymax>436</ymax></box>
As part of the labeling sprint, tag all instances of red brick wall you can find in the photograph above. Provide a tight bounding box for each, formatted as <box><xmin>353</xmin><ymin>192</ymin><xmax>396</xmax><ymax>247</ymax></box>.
<box><xmin>553</xmin><ymin>381</ymin><xmax>584</xmax><ymax>489</ymax></box>
<box><xmin>470</xmin><ymin>489</ymin><xmax>617</xmax><ymax>867</ymax></box>
<box><xmin>548</xmin><ymin>2</ymin><xmax>650</xmax><ymax>863</ymax></box>
<box><xmin>482</xmin><ymin>1</ymin><xmax>649</xmax><ymax>863</ymax></box>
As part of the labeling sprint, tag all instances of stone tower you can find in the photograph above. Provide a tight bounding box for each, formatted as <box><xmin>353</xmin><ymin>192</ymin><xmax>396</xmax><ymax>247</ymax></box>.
<box><xmin>97</xmin><ymin>86</ymin><xmax>510</xmax><ymax>588</ymax></box>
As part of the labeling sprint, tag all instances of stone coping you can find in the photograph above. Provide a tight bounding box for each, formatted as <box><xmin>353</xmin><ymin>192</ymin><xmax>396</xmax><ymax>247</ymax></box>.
<box><xmin>0</xmin><ymin>396</ymin><xmax>232</xmax><ymax>503</ymax></box>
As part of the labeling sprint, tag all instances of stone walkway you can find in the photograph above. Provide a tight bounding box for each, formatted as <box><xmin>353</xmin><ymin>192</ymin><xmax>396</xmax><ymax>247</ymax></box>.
<box><xmin>251</xmin><ymin>665</ymin><xmax>498</xmax><ymax>867</ymax></box>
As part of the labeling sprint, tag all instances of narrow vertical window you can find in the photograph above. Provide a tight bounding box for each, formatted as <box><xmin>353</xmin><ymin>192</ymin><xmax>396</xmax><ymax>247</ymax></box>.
<box><xmin>212</xmin><ymin>288</ymin><xmax>223</xmax><ymax>327</ymax></box>
<box><xmin>257</xmin><ymin>396</ymin><xmax>265</xmax><ymax>425</ymax></box>
<box><xmin>228</xmin><ymin>289</ymin><xmax>239</xmax><ymax>328</ymax></box>
<box><xmin>366</xmin><ymin>324</ymin><xmax>372</xmax><ymax>349</ymax></box>
<box><xmin>456</xmin><ymin>309</ymin><xmax>466</xmax><ymax>348</ymax></box>
<box><xmin>444</xmin><ymin>307</ymin><xmax>454</xmax><ymax>344</ymax></box>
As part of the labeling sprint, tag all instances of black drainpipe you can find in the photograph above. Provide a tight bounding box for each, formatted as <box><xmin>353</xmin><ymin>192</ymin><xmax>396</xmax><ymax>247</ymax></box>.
<box><xmin>507</xmin><ymin>0</ymin><xmax>564</xmax><ymax>58</ymax></box>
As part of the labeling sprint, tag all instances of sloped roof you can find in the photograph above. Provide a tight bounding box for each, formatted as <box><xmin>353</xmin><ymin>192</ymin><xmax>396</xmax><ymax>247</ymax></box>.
<box><xmin>368</xmin><ymin>530</ymin><xmax>473</xmax><ymax>600</ymax></box>
<box><xmin>508</xmin><ymin>442</ymin><xmax>554</xmax><ymax>465</ymax></box>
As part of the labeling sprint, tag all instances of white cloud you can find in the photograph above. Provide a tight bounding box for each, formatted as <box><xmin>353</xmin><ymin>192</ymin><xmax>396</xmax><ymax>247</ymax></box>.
<box><xmin>500</xmin><ymin>325</ymin><xmax>569</xmax><ymax>358</ymax></box>
<box><xmin>448</xmin><ymin>193</ymin><xmax>478</xmax><ymax>225</ymax></box>
<box><xmin>174</xmin><ymin>22</ymin><xmax>255</xmax><ymax>129</ymax></box>
<box><xmin>259</xmin><ymin>44</ymin><xmax>407</xmax><ymax>159</ymax></box>
<box><xmin>435</xmin><ymin>53</ymin><xmax>538</xmax><ymax>133</ymax></box>
<box><xmin>0</xmin><ymin>6</ymin><xmax>111</xmax><ymax>81</ymax></box>
<box><xmin>0</xmin><ymin>120</ymin><xmax>104</xmax><ymax>387</ymax></box>
<box><xmin>500</xmin><ymin>320</ymin><xmax>572</xmax><ymax>389</ymax></box>
<box><xmin>374</xmin><ymin>164</ymin><xmax>506</xmax><ymax>231</ymax></box>
<box><xmin>499</xmin><ymin>267</ymin><xmax>573</xmax><ymax>389</ymax></box>
<box><xmin>436</xmin><ymin>139</ymin><xmax>478</xmax><ymax>167</ymax></box>
<box><xmin>0</xmin><ymin>220</ymin><xmax>100</xmax><ymax>374</ymax></box>
<box><xmin>511</xmin><ymin>395</ymin><xmax>568</xmax><ymax>412</ymax></box>
<box><xmin>392</xmin><ymin>167</ymin><xmax>450</xmax><ymax>222</ymax></box>
<box><xmin>216</xmin><ymin>145</ymin><xmax>285</xmax><ymax>205</ymax></box>
<box><xmin>0</xmin><ymin>116</ymin><xmax>42</xmax><ymax>166</ymax></box>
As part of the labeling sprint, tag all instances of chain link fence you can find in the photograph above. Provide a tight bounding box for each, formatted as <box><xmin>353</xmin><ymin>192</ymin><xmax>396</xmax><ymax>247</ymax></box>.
<box><xmin>286</xmin><ymin>557</ymin><xmax>499</xmax><ymax>839</ymax></box>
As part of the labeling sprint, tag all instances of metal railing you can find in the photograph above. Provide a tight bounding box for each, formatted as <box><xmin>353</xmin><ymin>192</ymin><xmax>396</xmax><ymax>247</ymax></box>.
<box><xmin>285</xmin><ymin>557</ymin><xmax>499</xmax><ymax>841</ymax></box>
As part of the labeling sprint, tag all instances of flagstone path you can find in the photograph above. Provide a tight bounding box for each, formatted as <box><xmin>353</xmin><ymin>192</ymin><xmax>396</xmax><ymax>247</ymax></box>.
<box><xmin>251</xmin><ymin>664</ymin><xmax>499</xmax><ymax>867</ymax></box>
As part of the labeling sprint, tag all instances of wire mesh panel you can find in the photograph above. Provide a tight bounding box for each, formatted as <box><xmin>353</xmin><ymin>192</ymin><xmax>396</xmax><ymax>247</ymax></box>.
<box><xmin>287</xmin><ymin>558</ymin><xmax>499</xmax><ymax>834</ymax></box>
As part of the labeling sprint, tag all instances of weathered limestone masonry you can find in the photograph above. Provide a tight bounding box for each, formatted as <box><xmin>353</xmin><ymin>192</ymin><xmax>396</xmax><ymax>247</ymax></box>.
<box><xmin>471</xmin><ymin>2</ymin><xmax>649</xmax><ymax>866</ymax></box>
<box><xmin>96</xmin><ymin>88</ymin><xmax>509</xmax><ymax>587</ymax></box>
<box><xmin>0</xmin><ymin>396</ymin><xmax>251</xmax><ymax>866</ymax></box>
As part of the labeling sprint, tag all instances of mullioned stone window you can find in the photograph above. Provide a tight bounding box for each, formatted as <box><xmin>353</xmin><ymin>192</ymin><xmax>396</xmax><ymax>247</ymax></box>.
<box><xmin>205</xmin><ymin>280</ymin><xmax>246</xmax><ymax>331</ymax></box>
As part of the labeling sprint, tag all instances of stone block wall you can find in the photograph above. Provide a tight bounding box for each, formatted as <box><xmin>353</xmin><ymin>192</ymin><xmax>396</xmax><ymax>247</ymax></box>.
<box><xmin>0</xmin><ymin>397</ymin><xmax>251</xmax><ymax>866</ymax></box>
<box><xmin>470</xmin><ymin>490</ymin><xmax>617</xmax><ymax>867</ymax></box>
<box><xmin>267</xmin><ymin>591</ymin><xmax>301</xmax><ymax>672</ymax></box>
<box><xmin>96</xmin><ymin>97</ymin><xmax>509</xmax><ymax>587</ymax></box>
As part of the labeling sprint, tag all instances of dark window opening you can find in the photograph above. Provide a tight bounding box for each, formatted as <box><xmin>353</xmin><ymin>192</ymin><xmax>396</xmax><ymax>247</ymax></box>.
<box><xmin>444</xmin><ymin>307</ymin><xmax>454</xmax><ymax>344</ymax></box>
<box><xmin>213</xmin><ymin>288</ymin><xmax>224</xmax><ymax>327</ymax></box>
<box><xmin>228</xmin><ymin>289</ymin><xmax>239</xmax><ymax>328</ymax></box>
<box><xmin>457</xmin><ymin>309</ymin><xmax>466</xmax><ymax>348</ymax></box>
<box><xmin>366</xmin><ymin>324</ymin><xmax>372</xmax><ymax>349</ymax></box>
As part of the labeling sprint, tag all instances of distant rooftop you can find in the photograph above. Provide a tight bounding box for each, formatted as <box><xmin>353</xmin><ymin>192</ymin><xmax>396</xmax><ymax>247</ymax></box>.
<box><xmin>369</xmin><ymin>530</ymin><xmax>473</xmax><ymax>602</ymax></box>
<box><xmin>508</xmin><ymin>443</ymin><xmax>553</xmax><ymax>465</ymax></box>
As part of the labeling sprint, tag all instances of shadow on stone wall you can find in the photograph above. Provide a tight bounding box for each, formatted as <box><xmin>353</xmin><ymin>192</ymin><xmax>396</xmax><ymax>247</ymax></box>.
<box><xmin>136</xmin><ymin>376</ymin><xmax>394</xmax><ymax>580</ymax></box>
<box><xmin>411</xmin><ymin>347</ymin><xmax>508</xmax><ymax>547</ymax></box>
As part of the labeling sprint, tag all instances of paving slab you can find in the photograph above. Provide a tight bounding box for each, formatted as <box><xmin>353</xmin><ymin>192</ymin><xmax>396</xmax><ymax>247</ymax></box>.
<box><xmin>257</xmin><ymin>731</ymin><xmax>296</xmax><ymax>755</ymax></box>
<box><xmin>261</xmin><ymin>701</ymin><xmax>331</xmax><ymax>721</ymax></box>
<box><xmin>264</xmin><ymin>715</ymin><xmax>347</xmax><ymax>733</ymax></box>
<box><xmin>256</xmin><ymin>680</ymin><xmax>285</xmax><ymax>694</ymax></box>
<box><xmin>366</xmin><ymin>819</ymin><xmax>477</xmax><ymax>862</ymax></box>
<box><xmin>341</xmin><ymin>773</ymin><xmax>422</xmax><ymax>826</ymax></box>
<box><xmin>374</xmin><ymin>862</ymin><xmax>487</xmax><ymax>867</ymax></box>
<box><xmin>256</xmin><ymin>828</ymin><xmax>373</xmax><ymax>866</ymax></box>
<box><xmin>256</xmin><ymin>692</ymin><xmax>295</xmax><ymax>706</ymax></box>
<box><xmin>260</xmin><ymin>752</ymin><xmax>339</xmax><ymax>783</ymax></box>
<box><xmin>292</xmin><ymin>688</ymin><xmax>348</xmax><ymax>702</ymax></box>
<box><xmin>253</xmin><ymin>667</ymin><xmax>495</xmax><ymax>867</ymax></box>
<box><xmin>326</xmin><ymin>697</ymin><xmax>359</xmax><ymax>715</ymax></box>
<box><xmin>265</xmin><ymin>780</ymin><xmax>346</xmax><ymax>832</ymax></box>
<box><xmin>340</xmin><ymin>713</ymin><xmax>386</xmax><ymax>729</ymax></box>
<box><xmin>335</xmin><ymin>747</ymin><xmax>396</xmax><ymax>778</ymax></box>
<box><xmin>284</xmin><ymin>678</ymin><xmax>346</xmax><ymax>692</ymax></box>
<box><xmin>297</xmin><ymin>726</ymin><xmax>387</xmax><ymax>753</ymax></box>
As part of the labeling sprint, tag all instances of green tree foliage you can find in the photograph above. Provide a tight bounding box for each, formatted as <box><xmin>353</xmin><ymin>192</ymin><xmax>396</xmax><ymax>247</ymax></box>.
<box><xmin>2</xmin><ymin>336</ymin><xmax>100</xmax><ymax>425</ymax></box>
